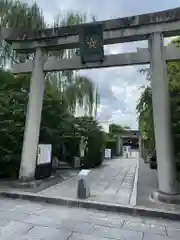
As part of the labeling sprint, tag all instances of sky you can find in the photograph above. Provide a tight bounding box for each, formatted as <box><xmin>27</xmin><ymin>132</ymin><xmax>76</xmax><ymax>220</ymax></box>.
<box><xmin>25</xmin><ymin>0</ymin><xmax>180</xmax><ymax>131</ymax></box>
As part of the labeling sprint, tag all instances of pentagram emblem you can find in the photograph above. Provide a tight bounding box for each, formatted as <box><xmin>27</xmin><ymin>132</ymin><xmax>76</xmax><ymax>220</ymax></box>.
<box><xmin>85</xmin><ymin>37</ymin><xmax>98</xmax><ymax>49</ymax></box>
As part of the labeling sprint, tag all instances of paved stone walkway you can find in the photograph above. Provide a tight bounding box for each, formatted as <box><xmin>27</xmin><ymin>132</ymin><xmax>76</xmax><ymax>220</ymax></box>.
<box><xmin>136</xmin><ymin>158</ymin><xmax>180</xmax><ymax>212</ymax></box>
<box><xmin>0</xmin><ymin>198</ymin><xmax>179</xmax><ymax>239</ymax></box>
<box><xmin>40</xmin><ymin>151</ymin><xmax>139</xmax><ymax>206</ymax></box>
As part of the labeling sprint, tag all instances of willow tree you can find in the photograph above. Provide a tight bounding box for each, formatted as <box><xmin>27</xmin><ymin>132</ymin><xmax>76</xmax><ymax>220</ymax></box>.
<box><xmin>0</xmin><ymin>0</ymin><xmax>45</xmax><ymax>66</ymax></box>
<box><xmin>49</xmin><ymin>11</ymin><xmax>99</xmax><ymax>116</ymax></box>
<box><xmin>0</xmin><ymin>0</ymin><xmax>99</xmax><ymax>115</ymax></box>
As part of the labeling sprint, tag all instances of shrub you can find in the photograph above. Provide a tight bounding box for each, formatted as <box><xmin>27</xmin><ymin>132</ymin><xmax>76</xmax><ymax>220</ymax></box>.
<box><xmin>0</xmin><ymin>70</ymin><xmax>102</xmax><ymax>178</ymax></box>
<box><xmin>82</xmin><ymin>129</ymin><xmax>104</xmax><ymax>169</ymax></box>
<box><xmin>0</xmin><ymin>155</ymin><xmax>20</xmax><ymax>179</ymax></box>
<box><xmin>104</xmin><ymin>139</ymin><xmax>117</xmax><ymax>157</ymax></box>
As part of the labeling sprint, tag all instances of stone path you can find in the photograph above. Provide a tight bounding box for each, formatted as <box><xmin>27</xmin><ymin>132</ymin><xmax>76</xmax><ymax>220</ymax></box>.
<box><xmin>40</xmin><ymin>151</ymin><xmax>139</xmax><ymax>206</ymax></box>
<box><xmin>0</xmin><ymin>197</ymin><xmax>179</xmax><ymax>239</ymax></box>
<box><xmin>137</xmin><ymin>157</ymin><xmax>158</xmax><ymax>207</ymax></box>
<box><xmin>136</xmin><ymin>158</ymin><xmax>180</xmax><ymax>212</ymax></box>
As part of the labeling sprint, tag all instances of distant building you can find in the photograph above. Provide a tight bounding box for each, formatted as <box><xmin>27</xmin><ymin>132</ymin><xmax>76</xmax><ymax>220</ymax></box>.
<box><xmin>117</xmin><ymin>130</ymin><xmax>140</xmax><ymax>156</ymax></box>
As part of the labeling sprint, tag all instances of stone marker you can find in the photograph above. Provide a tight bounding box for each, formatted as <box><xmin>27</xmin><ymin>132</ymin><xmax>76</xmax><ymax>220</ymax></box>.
<box><xmin>73</xmin><ymin>157</ymin><xmax>81</xmax><ymax>169</ymax></box>
<box><xmin>77</xmin><ymin>169</ymin><xmax>91</xmax><ymax>199</ymax></box>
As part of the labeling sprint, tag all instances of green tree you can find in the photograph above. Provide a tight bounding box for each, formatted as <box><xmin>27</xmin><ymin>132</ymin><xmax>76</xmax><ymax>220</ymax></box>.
<box><xmin>0</xmin><ymin>70</ymin><xmax>29</xmax><ymax>177</ymax></box>
<box><xmin>136</xmin><ymin>84</ymin><xmax>155</xmax><ymax>151</ymax></box>
<box><xmin>74</xmin><ymin>116</ymin><xmax>104</xmax><ymax>168</ymax></box>
<box><xmin>0</xmin><ymin>0</ymin><xmax>45</xmax><ymax>66</ymax></box>
<box><xmin>49</xmin><ymin>11</ymin><xmax>99</xmax><ymax>116</ymax></box>
<box><xmin>109</xmin><ymin>123</ymin><xmax>130</xmax><ymax>139</ymax></box>
<box><xmin>0</xmin><ymin>0</ymin><xmax>99</xmax><ymax>115</ymax></box>
<box><xmin>0</xmin><ymin>69</ymin><xmax>103</xmax><ymax>177</ymax></box>
<box><xmin>0</xmin><ymin>1</ymin><xmax>102</xmax><ymax>177</ymax></box>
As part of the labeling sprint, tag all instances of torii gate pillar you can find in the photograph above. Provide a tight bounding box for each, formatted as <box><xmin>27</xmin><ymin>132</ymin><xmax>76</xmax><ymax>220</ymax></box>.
<box><xmin>149</xmin><ymin>32</ymin><xmax>179</xmax><ymax>200</ymax></box>
<box><xmin>19</xmin><ymin>48</ymin><xmax>46</xmax><ymax>181</ymax></box>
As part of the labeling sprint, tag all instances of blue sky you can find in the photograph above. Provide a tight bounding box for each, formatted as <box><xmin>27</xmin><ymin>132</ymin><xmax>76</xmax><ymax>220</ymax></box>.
<box><xmin>25</xmin><ymin>0</ymin><xmax>180</xmax><ymax>131</ymax></box>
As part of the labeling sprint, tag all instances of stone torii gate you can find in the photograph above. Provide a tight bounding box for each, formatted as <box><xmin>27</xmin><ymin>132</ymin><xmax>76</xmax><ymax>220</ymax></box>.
<box><xmin>2</xmin><ymin>7</ymin><xmax>180</xmax><ymax>202</ymax></box>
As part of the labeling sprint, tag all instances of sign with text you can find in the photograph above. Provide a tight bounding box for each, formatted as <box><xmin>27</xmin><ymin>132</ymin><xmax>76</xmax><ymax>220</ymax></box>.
<box><xmin>105</xmin><ymin>149</ymin><xmax>111</xmax><ymax>159</ymax></box>
<box><xmin>37</xmin><ymin>144</ymin><xmax>52</xmax><ymax>165</ymax></box>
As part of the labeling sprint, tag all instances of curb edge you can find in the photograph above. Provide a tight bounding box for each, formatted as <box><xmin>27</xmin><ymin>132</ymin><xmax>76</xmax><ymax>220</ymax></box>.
<box><xmin>1</xmin><ymin>191</ymin><xmax>180</xmax><ymax>221</ymax></box>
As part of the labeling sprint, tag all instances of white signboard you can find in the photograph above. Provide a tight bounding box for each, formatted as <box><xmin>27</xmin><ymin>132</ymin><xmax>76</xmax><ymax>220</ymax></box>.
<box><xmin>79</xmin><ymin>137</ymin><xmax>87</xmax><ymax>157</ymax></box>
<box><xmin>105</xmin><ymin>149</ymin><xmax>111</xmax><ymax>159</ymax></box>
<box><xmin>105</xmin><ymin>149</ymin><xmax>108</xmax><ymax>158</ymax></box>
<box><xmin>123</xmin><ymin>146</ymin><xmax>127</xmax><ymax>152</ymax></box>
<box><xmin>123</xmin><ymin>146</ymin><xmax>131</xmax><ymax>158</ymax></box>
<box><xmin>37</xmin><ymin>144</ymin><xmax>52</xmax><ymax>165</ymax></box>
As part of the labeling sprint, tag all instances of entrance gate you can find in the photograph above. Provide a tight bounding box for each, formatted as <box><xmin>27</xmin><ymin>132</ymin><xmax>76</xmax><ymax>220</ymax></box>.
<box><xmin>2</xmin><ymin>7</ymin><xmax>180</xmax><ymax>201</ymax></box>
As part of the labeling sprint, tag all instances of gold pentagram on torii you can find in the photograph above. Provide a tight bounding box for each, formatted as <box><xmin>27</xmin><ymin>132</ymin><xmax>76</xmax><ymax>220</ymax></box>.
<box><xmin>85</xmin><ymin>37</ymin><xmax>98</xmax><ymax>49</ymax></box>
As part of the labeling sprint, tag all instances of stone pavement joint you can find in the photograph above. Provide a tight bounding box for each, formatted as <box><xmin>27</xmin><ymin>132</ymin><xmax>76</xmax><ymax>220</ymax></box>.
<box><xmin>0</xmin><ymin>198</ymin><xmax>180</xmax><ymax>239</ymax></box>
<box><xmin>1</xmin><ymin>151</ymin><xmax>180</xmax><ymax>221</ymax></box>
<box><xmin>39</xmin><ymin>152</ymin><xmax>139</xmax><ymax>206</ymax></box>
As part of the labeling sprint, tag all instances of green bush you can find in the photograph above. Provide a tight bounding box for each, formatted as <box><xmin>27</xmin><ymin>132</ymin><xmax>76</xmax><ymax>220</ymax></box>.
<box><xmin>63</xmin><ymin>136</ymin><xmax>81</xmax><ymax>165</ymax></box>
<box><xmin>0</xmin><ymin>71</ymin><xmax>102</xmax><ymax>178</ymax></box>
<box><xmin>104</xmin><ymin>140</ymin><xmax>117</xmax><ymax>157</ymax></box>
<box><xmin>82</xmin><ymin>130</ymin><xmax>104</xmax><ymax>169</ymax></box>
<box><xmin>0</xmin><ymin>155</ymin><xmax>20</xmax><ymax>179</ymax></box>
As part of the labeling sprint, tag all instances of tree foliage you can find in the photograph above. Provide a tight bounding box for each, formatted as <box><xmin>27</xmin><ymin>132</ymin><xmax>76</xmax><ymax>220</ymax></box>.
<box><xmin>0</xmin><ymin>0</ymin><xmax>45</xmax><ymax>66</ymax></box>
<box><xmin>0</xmin><ymin>1</ymin><xmax>102</xmax><ymax>178</ymax></box>
<box><xmin>0</xmin><ymin>69</ymin><xmax>103</xmax><ymax>177</ymax></box>
<box><xmin>108</xmin><ymin>123</ymin><xmax>130</xmax><ymax>139</ymax></box>
<box><xmin>0</xmin><ymin>0</ymin><xmax>99</xmax><ymax>115</ymax></box>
